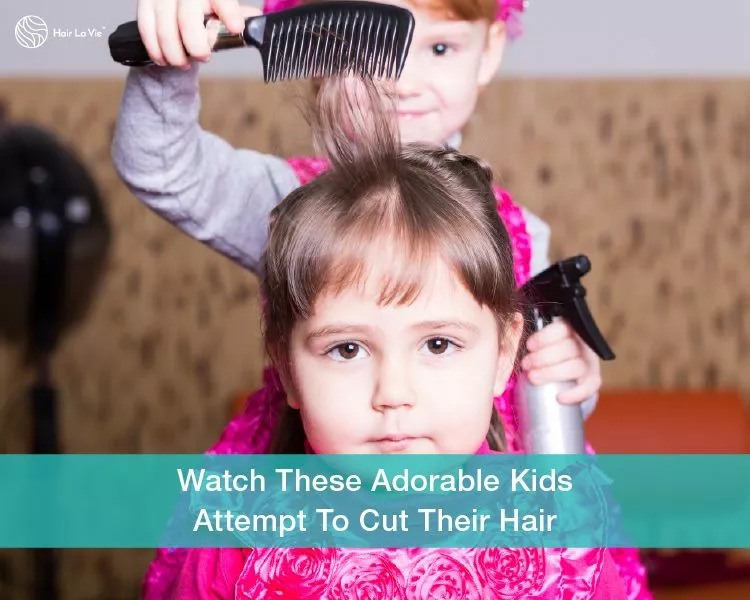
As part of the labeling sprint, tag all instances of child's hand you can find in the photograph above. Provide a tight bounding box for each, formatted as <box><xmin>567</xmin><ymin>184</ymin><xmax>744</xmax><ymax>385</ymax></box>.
<box><xmin>520</xmin><ymin>319</ymin><xmax>602</xmax><ymax>405</ymax></box>
<box><xmin>136</xmin><ymin>0</ymin><xmax>261</xmax><ymax>67</ymax></box>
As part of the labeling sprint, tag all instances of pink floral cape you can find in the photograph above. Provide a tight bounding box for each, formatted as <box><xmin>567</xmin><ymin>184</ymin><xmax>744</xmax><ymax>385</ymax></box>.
<box><xmin>168</xmin><ymin>442</ymin><xmax>629</xmax><ymax>599</ymax></box>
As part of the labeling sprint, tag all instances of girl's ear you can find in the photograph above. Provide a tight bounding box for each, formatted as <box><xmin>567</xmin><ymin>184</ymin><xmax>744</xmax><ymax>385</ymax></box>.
<box><xmin>286</xmin><ymin>389</ymin><xmax>301</xmax><ymax>409</ymax></box>
<box><xmin>493</xmin><ymin>311</ymin><xmax>524</xmax><ymax>396</ymax></box>
<box><xmin>477</xmin><ymin>21</ymin><xmax>507</xmax><ymax>88</ymax></box>
<box><xmin>281</xmin><ymin>373</ymin><xmax>301</xmax><ymax>409</ymax></box>
<box><xmin>274</xmin><ymin>360</ymin><xmax>302</xmax><ymax>409</ymax></box>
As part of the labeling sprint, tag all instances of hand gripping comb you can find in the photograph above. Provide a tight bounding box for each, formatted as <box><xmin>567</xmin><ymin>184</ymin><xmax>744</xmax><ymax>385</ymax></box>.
<box><xmin>108</xmin><ymin>1</ymin><xmax>415</xmax><ymax>81</ymax></box>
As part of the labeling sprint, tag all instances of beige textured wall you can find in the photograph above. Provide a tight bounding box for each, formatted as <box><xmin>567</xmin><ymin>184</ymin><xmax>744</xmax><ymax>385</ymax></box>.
<box><xmin>0</xmin><ymin>77</ymin><xmax>748</xmax><ymax>598</ymax></box>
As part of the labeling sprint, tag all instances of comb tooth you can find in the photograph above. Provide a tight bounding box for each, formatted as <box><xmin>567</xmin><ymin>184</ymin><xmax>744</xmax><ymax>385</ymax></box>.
<box><xmin>327</xmin><ymin>11</ymin><xmax>339</xmax><ymax>78</ymax></box>
<box><xmin>354</xmin><ymin>10</ymin><xmax>366</xmax><ymax>78</ymax></box>
<box><xmin>318</xmin><ymin>11</ymin><xmax>334</xmax><ymax>79</ymax></box>
<box><xmin>345</xmin><ymin>10</ymin><xmax>356</xmax><ymax>78</ymax></box>
<box><xmin>296</xmin><ymin>15</ymin><xmax>306</xmax><ymax>79</ymax></box>
<box><xmin>311</xmin><ymin>15</ymin><xmax>323</xmax><ymax>78</ymax></box>
<box><xmin>273</xmin><ymin>21</ymin><xmax>284</xmax><ymax>82</ymax></box>
<box><xmin>266</xmin><ymin>22</ymin><xmax>277</xmax><ymax>82</ymax></box>
<box><xmin>329</xmin><ymin>11</ymin><xmax>343</xmax><ymax>78</ymax></box>
<box><xmin>360</xmin><ymin>10</ymin><xmax>372</xmax><ymax>79</ymax></box>
<box><xmin>384</xmin><ymin>17</ymin><xmax>395</xmax><ymax>78</ymax></box>
<box><xmin>287</xmin><ymin>18</ymin><xmax>298</xmax><ymax>80</ymax></box>
<box><xmin>395</xmin><ymin>29</ymin><xmax>406</xmax><ymax>78</ymax></box>
<box><xmin>389</xmin><ymin>18</ymin><xmax>399</xmax><ymax>78</ymax></box>
<box><xmin>353</xmin><ymin>12</ymin><xmax>365</xmax><ymax>75</ymax></box>
<box><xmin>307</xmin><ymin>15</ymin><xmax>318</xmax><ymax>78</ymax></box>
<box><xmin>343</xmin><ymin>11</ymin><xmax>353</xmax><ymax>76</ymax></box>
<box><xmin>344</xmin><ymin>12</ymin><xmax>356</xmax><ymax>77</ymax></box>
<box><xmin>338</xmin><ymin>12</ymin><xmax>348</xmax><ymax>77</ymax></box>
<box><xmin>348</xmin><ymin>12</ymin><xmax>359</xmax><ymax>77</ymax></box>
<box><xmin>388</xmin><ymin>30</ymin><xmax>398</xmax><ymax>78</ymax></box>
<box><xmin>373</xmin><ymin>14</ymin><xmax>384</xmax><ymax>79</ymax></box>
<box><xmin>275</xmin><ymin>22</ymin><xmax>286</xmax><ymax>82</ymax></box>
<box><xmin>300</xmin><ymin>15</ymin><xmax>311</xmax><ymax>79</ymax></box>
<box><xmin>301</xmin><ymin>14</ymin><xmax>313</xmax><ymax>79</ymax></box>
<box><xmin>282</xmin><ymin>18</ymin><xmax>293</xmax><ymax>80</ymax></box>
<box><xmin>336</xmin><ymin>11</ymin><xmax>349</xmax><ymax>76</ymax></box>
<box><xmin>271</xmin><ymin>19</ymin><xmax>282</xmax><ymax>82</ymax></box>
<box><xmin>369</xmin><ymin>11</ymin><xmax>380</xmax><ymax>78</ymax></box>
<box><xmin>298</xmin><ymin>15</ymin><xmax>307</xmax><ymax>79</ymax></box>
<box><xmin>278</xmin><ymin>21</ymin><xmax>289</xmax><ymax>79</ymax></box>
<box><xmin>362</xmin><ymin>11</ymin><xmax>372</xmax><ymax>78</ymax></box>
<box><xmin>328</xmin><ymin>12</ymin><xmax>340</xmax><ymax>78</ymax></box>
<box><xmin>376</xmin><ymin>17</ymin><xmax>389</xmax><ymax>79</ymax></box>
<box><xmin>286</xmin><ymin>16</ymin><xmax>300</xmax><ymax>80</ymax></box>
<box><xmin>371</xmin><ymin>12</ymin><xmax>382</xmax><ymax>78</ymax></box>
<box><xmin>287</xmin><ymin>17</ymin><xmax>299</xmax><ymax>80</ymax></box>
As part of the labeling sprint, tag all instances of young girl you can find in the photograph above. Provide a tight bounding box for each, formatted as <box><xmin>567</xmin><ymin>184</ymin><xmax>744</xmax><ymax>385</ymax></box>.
<box><xmin>114</xmin><ymin>0</ymin><xmax>651</xmax><ymax>597</ymax></box>
<box><xmin>168</xmin><ymin>77</ymin><xmax>628</xmax><ymax>599</ymax></box>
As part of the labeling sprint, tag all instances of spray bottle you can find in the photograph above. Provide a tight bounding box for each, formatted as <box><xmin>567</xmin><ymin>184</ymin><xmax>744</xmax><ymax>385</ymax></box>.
<box><xmin>515</xmin><ymin>255</ymin><xmax>615</xmax><ymax>454</ymax></box>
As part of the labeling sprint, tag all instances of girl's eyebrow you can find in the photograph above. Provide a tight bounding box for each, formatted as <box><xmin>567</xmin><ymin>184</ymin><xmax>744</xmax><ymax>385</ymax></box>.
<box><xmin>412</xmin><ymin>320</ymin><xmax>481</xmax><ymax>335</ymax></box>
<box><xmin>306</xmin><ymin>324</ymin><xmax>373</xmax><ymax>342</ymax></box>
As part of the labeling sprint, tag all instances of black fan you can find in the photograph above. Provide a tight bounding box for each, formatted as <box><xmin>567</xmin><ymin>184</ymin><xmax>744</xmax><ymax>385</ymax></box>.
<box><xmin>0</xmin><ymin>122</ymin><xmax>111</xmax><ymax>600</ymax></box>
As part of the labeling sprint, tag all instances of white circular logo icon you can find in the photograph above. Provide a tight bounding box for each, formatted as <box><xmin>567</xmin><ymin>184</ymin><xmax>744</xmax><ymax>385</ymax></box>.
<box><xmin>15</xmin><ymin>15</ymin><xmax>49</xmax><ymax>49</ymax></box>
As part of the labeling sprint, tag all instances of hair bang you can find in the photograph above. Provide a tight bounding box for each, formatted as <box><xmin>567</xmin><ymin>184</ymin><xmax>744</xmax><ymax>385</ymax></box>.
<box><xmin>320</xmin><ymin>227</ymin><xmax>437</xmax><ymax>308</ymax></box>
<box><xmin>409</xmin><ymin>0</ymin><xmax>497</xmax><ymax>21</ymax></box>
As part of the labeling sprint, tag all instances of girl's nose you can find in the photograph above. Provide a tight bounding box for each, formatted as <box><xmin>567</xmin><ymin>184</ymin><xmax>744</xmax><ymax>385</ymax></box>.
<box><xmin>395</xmin><ymin>57</ymin><xmax>423</xmax><ymax>98</ymax></box>
<box><xmin>372</xmin><ymin>357</ymin><xmax>416</xmax><ymax>411</ymax></box>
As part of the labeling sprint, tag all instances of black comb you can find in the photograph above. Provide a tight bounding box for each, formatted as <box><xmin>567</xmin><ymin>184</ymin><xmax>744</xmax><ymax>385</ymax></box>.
<box><xmin>108</xmin><ymin>1</ymin><xmax>415</xmax><ymax>82</ymax></box>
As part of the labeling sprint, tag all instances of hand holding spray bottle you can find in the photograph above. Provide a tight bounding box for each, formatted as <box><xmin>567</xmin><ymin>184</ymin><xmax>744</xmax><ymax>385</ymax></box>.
<box><xmin>515</xmin><ymin>256</ymin><xmax>615</xmax><ymax>454</ymax></box>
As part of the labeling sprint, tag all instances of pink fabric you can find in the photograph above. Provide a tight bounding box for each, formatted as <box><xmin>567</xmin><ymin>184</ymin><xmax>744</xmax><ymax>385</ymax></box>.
<box><xmin>170</xmin><ymin>440</ymin><xmax>627</xmax><ymax>599</ymax></box>
<box><xmin>263</xmin><ymin>0</ymin><xmax>527</xmax><ymax>36</ymax></box>
<box><xmin>171</xmin><ymin>547</ymin><xmax>628</xmax><ymax>600</ymax></box>
<box><xmin>141</xmin><ymin>156</ymin><xmax>651</xmax><ymax>599</ymax></box>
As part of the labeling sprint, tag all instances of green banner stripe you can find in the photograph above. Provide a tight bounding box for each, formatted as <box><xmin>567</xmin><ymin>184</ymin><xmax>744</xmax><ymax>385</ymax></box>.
<box><xmin>1</xmin><ymin>455</ymin><xmax>748</xmax><ymax>548</ymax></box>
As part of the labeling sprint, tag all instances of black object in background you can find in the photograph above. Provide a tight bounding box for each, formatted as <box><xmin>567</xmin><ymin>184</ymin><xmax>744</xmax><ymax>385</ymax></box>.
<box><xmin>0</xmin><ymin>123</ymin><xmax>111</xmax><ymax>600</ymax></box>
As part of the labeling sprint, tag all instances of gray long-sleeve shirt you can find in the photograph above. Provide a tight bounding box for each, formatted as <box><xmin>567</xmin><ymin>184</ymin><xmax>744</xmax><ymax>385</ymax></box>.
<box><xmin>111</xmin><ymin>63</ymin><xmax>596</xmax><ymax>418</ymax></box>
<box><xmin>112</xmin><ymin>63</ymin><xmax>553</xmax><ymax>277</ymax></box>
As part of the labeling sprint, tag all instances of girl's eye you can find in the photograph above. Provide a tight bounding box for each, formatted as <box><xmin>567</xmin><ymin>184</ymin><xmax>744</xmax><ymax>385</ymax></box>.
<box><xmin>421</xmin><ymin>337</ymin><xmax>458</xmax><ymax>356</ymax></box>
<box><xmin>431</xmin><ymin>43</ymin><xmax>451</xmax><ymax>56</ymax></box>
<box><xmin>327</xmin><ymin>342</ymin><xmax>369</xmax><ymax>361</ymax></box>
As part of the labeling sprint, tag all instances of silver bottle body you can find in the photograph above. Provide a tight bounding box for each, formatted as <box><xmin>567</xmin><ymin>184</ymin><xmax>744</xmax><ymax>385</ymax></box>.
<box><xmin>515</xmin><ymin>375</ymin><xmax>586</xmax><ymax>454</ymax></box>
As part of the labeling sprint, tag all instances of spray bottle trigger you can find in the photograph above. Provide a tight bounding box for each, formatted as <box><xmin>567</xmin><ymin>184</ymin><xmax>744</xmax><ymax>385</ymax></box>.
<box><xmin>567</xmin><ymin>295</ymin><xmax>615</xmax><ymax>360</ymax></box>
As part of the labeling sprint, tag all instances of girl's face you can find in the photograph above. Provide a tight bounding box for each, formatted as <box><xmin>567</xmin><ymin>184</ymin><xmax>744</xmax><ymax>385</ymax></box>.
<box><xmin>384</xmin><ymin>0</ymin><xmax>506</xmax><ymax>144</ymax></box>
<box><xmin>285</xmin><ymin>251</ymin><xmax>521</xmax><ymax>455</ymax></box>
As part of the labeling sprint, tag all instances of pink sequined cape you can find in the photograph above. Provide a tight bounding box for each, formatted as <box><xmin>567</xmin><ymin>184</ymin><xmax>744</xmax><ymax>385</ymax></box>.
<box><xmin>141</xmin><ymin>157</ymin><xmax>652</xmax><ymax>599</ymax></box>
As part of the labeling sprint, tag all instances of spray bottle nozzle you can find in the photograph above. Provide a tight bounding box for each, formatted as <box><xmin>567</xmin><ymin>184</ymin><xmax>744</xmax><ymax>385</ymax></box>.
<box><xmin>520</xmin><ymin>255</ymin><xmax>615</xmax><ymax>361</ymax></box>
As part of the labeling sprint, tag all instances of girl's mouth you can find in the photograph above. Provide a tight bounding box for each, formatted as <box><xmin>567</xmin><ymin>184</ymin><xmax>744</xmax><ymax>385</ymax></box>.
<box><xmin>375</xmin><ymin>436</ymin><xmax>421</xmax><ymax>452</ymax></box>
<box><xmin>397</xmin><ymin>110</ymin><xmax>428</xmax><ymax>120</ymax></box>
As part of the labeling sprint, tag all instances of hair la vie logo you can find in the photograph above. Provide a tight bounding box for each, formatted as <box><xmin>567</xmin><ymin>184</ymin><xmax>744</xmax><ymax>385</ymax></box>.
<box><xmin>15</xmin><ymin>14</ymin><xmax>107</xmax><ymax>48</ymax></box>
<box><xmin>15</xmin><ymin>15</ymin><xmax>49</xmax><ymax>49</ymax></box>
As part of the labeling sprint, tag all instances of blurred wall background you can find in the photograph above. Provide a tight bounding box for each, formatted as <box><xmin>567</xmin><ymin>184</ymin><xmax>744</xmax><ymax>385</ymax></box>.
<box><xmin>1</xmin><ymin>1</ymin><xmax>748</xmax><ymax>598</ymax></box>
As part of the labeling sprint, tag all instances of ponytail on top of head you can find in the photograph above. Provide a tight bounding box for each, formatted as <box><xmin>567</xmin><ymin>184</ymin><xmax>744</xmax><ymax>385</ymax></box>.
<box><xmin>305</xmin><ymin>76</ymin><xmax>399</xmax><ymax>180</ymax></box>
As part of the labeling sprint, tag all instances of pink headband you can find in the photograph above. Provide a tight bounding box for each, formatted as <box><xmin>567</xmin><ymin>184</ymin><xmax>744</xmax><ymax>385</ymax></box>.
<box><xmin>263</xmin><ymin>0</ymin><xmax>527</xmax><ymax>37</ymax></box>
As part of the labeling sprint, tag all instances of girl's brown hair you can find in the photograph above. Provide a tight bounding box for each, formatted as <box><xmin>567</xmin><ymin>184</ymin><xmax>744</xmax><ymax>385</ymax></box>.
<box><xmin>263</xmin><ymin>77</ymin><xmax>519</xmax><ymax>454</ymax></box>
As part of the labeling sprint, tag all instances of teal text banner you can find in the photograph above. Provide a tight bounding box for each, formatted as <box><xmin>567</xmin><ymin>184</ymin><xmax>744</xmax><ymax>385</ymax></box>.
<box><xmin>1</xmin><ymin>454</ymin><xmax>749</xmax><ymax>548</ymax></box>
